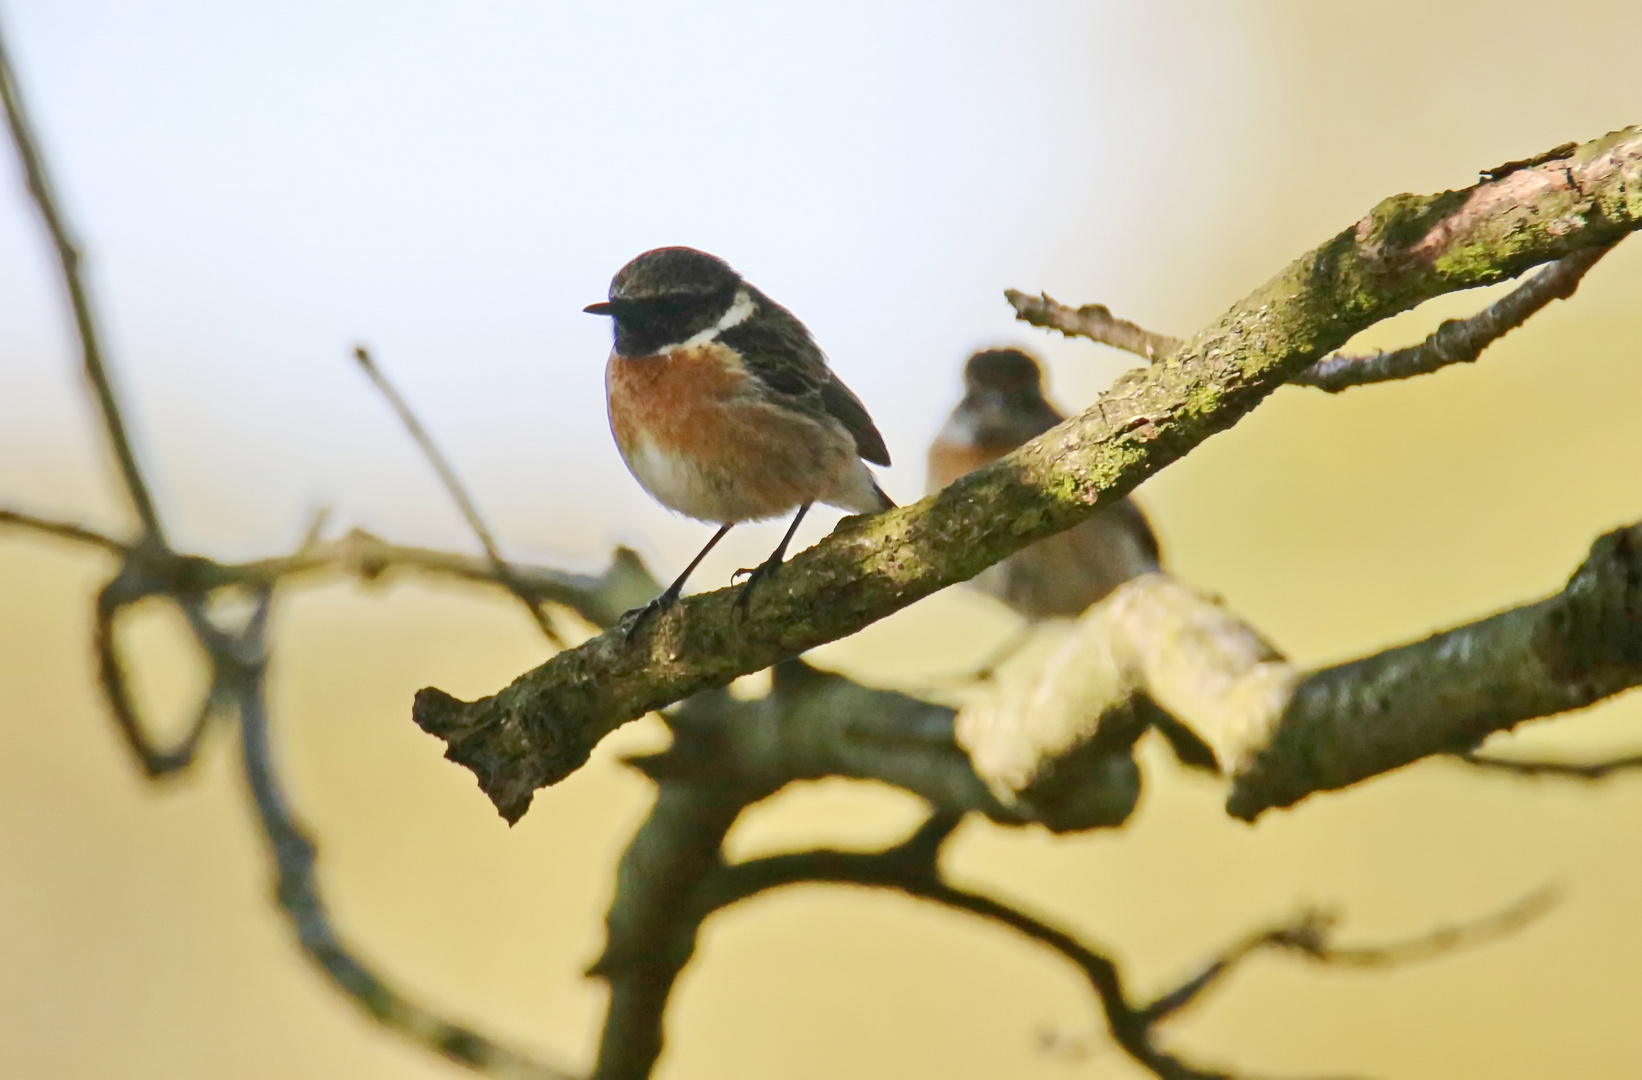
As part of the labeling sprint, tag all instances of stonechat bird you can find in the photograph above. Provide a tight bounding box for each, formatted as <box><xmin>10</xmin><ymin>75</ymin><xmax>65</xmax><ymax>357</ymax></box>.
<box><xmin>587</xmin><ymin>246</ymin><xmax>894</xmax><ymax>635</ymax></box>
<box><xmin>928</xmin><ymin>348</ymin><xmax>1160</xmax><ymax>675</ymax></box>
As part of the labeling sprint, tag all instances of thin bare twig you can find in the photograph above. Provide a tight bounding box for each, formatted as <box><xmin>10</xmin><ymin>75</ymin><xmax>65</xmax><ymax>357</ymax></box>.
<box><xmin>1298</xmin><ymin>887</ymin><xmax>1558</xmax><ymax>968</ymax></box>
<box><xmin>229</xmin><ymin>527</ymin><xmax>658</xmax><ymax>630</ymax></box>
<box><xmin>701</xmin><ymin>827</ymin><xmax>1548</xmax><ymax>1080</ymax></box>
<box><xmin>1139</xmin><ymin>887</ymin><xmax>1557</xmax><ymax>1024</ymax></box>
<box><xmin>352</xmin><ymin>345</ymin><xmax>564</xmax><ymax>645</ymax></box>
<box><xmin>1291</xmin><ymin>244</ymin><xmax>1615</xmax><ymax>392</ymax></box>
<box><xmin>1456</xmin><ymin>750</ymin><xmax>1642</xmax><ymax>780</ymax></box>
<box><xmin>0</xmin><ymin>19</ymin><xmax>163</xmax><ymax>540</ymax></box>
<box><xmin>1006</xmin><ymin>243</ymin><xmax>1617</xmax><ymax>395</ymax></box>
<box><xmin>1004</xmin><ymin>289</ymin><xmax>1183</xmax><ymax>362</ymax></box>
<box><xmin>3</xmin><ymin>19</ymin><xmax>586</xmax><ymax>1070</ymax></box>
<box><xmin>0</xmin><ymin>507</ymin><xmax>128</xmax><ymax>552</ymax></box>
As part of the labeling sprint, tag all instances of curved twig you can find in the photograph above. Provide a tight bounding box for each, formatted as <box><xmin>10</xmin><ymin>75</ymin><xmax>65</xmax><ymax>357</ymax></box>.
<box><xmin>1291</xmin><ymin>244</ymin><xmax>1616</xmax><ymax>392</ymax></box>
<box><xmin>223</xmin><ymin>587</ymin><xmax>577</xmax><ymax>1079</ymax></box>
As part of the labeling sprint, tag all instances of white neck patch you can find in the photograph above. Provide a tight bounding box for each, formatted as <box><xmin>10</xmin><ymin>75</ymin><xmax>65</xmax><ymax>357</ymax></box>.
<box><xmin>678</xmin><ymin>288</ymin><xmax>756</xmax><ymax>349</ymax></box>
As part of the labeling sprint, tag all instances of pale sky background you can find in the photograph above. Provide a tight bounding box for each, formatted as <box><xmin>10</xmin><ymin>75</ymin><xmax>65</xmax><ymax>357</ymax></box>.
<box><xmin>5</xmin><ymin>2</ymin><xmax>1642</xmax><ymax>1079</ymax></box>
<box><xmin>0</xmin><ymin>0</ymin><xmax>1261</xmax><ymax>571</ymax></box>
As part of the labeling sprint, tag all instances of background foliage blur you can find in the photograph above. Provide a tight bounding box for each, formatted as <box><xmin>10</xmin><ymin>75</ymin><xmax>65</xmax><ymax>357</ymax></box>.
<box><xmin>3</xmin><ymin>1</ymin><xmax>1642</xmax><ymax>1077</ymax></box>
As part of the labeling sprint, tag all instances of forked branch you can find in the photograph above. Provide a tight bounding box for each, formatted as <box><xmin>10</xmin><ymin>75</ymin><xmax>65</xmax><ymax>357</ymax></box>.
<box><xmin>415</xmin><ymin>126</ymin><xmax>1642</xmax><ymax>821</ymax></box>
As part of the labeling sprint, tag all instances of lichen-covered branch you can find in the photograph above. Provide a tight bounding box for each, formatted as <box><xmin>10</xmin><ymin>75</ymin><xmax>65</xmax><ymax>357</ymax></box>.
<box><xmin>952</xmin><ymin>523</ymin><xmax>1642</xmax><ymax>826</ymax></box>
<box><xmin>416</xmin><ymin>126</ymin><xmax>1642</xmax><ymax>822</ymax></box>
<box><xmin>1230</xmin><ymin>523</ymin><xmax>1642</xmax><ymax>818</ymax></box>
<box><xmin>956</xmin><ymin>572</ymin><xmax>1284</xmax><ymax>829</ymax></box>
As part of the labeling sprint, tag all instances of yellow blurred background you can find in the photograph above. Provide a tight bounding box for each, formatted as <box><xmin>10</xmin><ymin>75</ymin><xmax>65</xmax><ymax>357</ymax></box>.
<box><xmin>4</xmin><ymin>1</ymin><xmax>1642</xmax><ymax>1076</ymax></box>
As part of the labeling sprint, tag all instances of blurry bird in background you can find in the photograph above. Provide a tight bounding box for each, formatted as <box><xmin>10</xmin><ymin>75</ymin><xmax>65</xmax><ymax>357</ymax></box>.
<box><xmin>927</xmin><ymin>347</ymin><xmax>1161</xmax><ymax>678</ymax></box>
<box><xmin>589</xmin><ymin>246</ymin><xmax>894</xmax><ymax>637</ymax></box>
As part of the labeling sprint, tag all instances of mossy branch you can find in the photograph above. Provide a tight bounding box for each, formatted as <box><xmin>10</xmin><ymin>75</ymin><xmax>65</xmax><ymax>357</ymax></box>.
<box><xmin>414</xmin><ymin>126</ymin><xmax>1642</xmax><ymax>822</ymax></box>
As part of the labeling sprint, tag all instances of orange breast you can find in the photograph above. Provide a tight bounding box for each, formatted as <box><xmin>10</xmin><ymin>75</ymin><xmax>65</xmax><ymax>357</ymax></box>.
<box><xmin>926</xmin><ymin>438</ymin><xmax>1015</xmax><ymax>492</ymax></box>
<box><xmin>607</xmin><ymin>343</ymin><xmax>747</xmax><ymax>460</ymax></box>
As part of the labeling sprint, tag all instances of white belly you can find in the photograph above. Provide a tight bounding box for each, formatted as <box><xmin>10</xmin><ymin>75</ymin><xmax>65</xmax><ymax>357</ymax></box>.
<box><xmin>622</xmin><ymin>433</ymin><xmax>766</xmax><ymax>523</ymax></box>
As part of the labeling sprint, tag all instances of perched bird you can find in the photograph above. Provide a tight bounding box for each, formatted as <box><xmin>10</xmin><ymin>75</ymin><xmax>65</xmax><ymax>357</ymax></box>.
<box><xmin>928</xmin><ymin>348</ymin><xmax>1160</xmax><ymax>673</ymax></box>
<box><xmin>587</xmin><ymin>246</ymin><xmax>893</xmax><ymax>635</ymax></box>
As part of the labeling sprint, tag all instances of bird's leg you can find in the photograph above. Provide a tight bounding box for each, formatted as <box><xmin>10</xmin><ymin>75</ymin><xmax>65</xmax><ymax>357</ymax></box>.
<box><xmin>733</xmin><ymin>502</ymin><xmax>810</xmax><ymax>614</ymax></box>
<box><xmin>623</xmin><ymin>523</ymin><xmax>734</xmax><ymax>641</ymax></box>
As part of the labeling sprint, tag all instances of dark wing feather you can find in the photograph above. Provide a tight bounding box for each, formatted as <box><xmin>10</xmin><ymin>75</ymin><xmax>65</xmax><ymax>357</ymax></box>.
<box><xmin>820</xmin><ymin>374</ymin><xmax>891</xmax><ymax>466</ymax></box>
<box><xmin>719</xmin><ymin>301</ymin><xmax>827</xmax><ymax>399</ymax></box>
<box><xmin>721</xmin><ymin>291</ymin><xmax>891</xmax><ymax>466</ymax></box>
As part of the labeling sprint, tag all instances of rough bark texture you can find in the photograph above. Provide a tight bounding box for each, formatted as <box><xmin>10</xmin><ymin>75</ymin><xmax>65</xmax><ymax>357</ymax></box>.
<box><xmin>415</xmin><ymin>127</ymin><xmax>1642</xmax><ymax>821</ymax></box>
<box><xmin>1228</xmin><ymin>523</ymin><xmax>1642</xmax><ymax>818</ymax></box>
<box><xmin>1291</xmin><ymin>243</ymin><xmax>1614</xmax><ymax>392</ymax></box>
<box><xmin>947</xmin><ymin>524</ymin><xmax>1642</xmax><ymax>826</ymax></box>
<box><xmin>10</xmin><ymin>18</ymin><xmax>1633</xmax><ymax>1077</ymax></box>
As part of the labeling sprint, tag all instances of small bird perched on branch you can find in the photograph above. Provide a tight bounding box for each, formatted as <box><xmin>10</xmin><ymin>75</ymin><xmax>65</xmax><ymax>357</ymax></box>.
<box><xmin>588</xmin><ymin>247</ymin><xmax>894</xmax><ymax>637</ymax></box>
<box><xmin>928</xmin><ymin>348</ymin><xmax>1160</xmax><ymax>676</ymax></box>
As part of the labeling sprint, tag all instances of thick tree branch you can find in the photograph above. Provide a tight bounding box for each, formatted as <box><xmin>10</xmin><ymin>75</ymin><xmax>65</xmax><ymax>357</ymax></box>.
<box><xmin>626</xmin><ymin>662</ymin><xmax>1033</xmax><ymax>823</ymax></box>
<box><xmin>949</xmin><ymin>523</ymin><xmax>1642</xmax><ymax>825</ymax></box>
<box><xmin>1229</xmin><ymin>522</ymin><xmax>1642</xmax><ymax>817</ymax></box>
<box><xmin>415</xmin><ymin>126</ymin><xmax>1642</xmax><ymax>822</ymax></box>
<box><xmin>588</xmin><ymin>770</ymin><xmax>769</xmax><ymax>1080</ymax></box>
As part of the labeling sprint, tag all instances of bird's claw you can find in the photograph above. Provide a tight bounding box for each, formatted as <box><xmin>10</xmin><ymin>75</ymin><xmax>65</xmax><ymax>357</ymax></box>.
<box><xmin>733</xmin><ymin>560</ymin><xmax>780</xmax><ymax>617</ymax></box>
<box><xmin>620</xmin><ymin>590</ymin><xmax>679</xmax><ymax>642</ymax></box>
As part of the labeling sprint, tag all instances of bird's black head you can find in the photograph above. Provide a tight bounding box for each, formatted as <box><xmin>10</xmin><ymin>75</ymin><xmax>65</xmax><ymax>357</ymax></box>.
<box><xmin>964</xmin><ymin>348</ymin><xmax>1046</xmax><ymax>395</ymax></box>
<box><xmin>585</xmin><ymin>247</ymin><xmax>744</xmax><ymax>357</ymax></box>
<box><xmin>957</xmin><ymin>349</ymin><xmax>1059</xmax><ymax>441</ymax></box>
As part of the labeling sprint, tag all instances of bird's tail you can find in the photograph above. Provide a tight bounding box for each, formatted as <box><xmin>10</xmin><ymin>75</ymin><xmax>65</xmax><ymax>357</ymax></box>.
<box><xmin>871</xmin><ymin>477</ymin><xmax>896</xmax><ymax>512</ymax></box>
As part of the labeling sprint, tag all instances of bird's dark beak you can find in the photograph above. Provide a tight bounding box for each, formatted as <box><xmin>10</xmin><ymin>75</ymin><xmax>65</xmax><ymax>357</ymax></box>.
<box><xmin>583</xmin><ymin>301</ymin><xmax>615</xmax><ymax>316</ymax></box>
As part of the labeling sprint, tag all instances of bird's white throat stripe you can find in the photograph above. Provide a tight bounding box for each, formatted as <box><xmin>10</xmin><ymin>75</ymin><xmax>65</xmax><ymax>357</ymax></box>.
<box><xmin>680</xmin><ymin>287</ymin><xmax>756</xmax><ymax>349</ymax></box>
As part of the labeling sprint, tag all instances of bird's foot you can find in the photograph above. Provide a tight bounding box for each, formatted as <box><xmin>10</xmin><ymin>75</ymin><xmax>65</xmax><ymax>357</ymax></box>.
<box><xmin>620</xmin><ymin>588</ymin><xmax>680</xmax><ymax>642</ymax></box>
<box><xmin>731</xmin><ymin>557</ymin><xmax>783</xmax><ymax>616</ymax></box>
